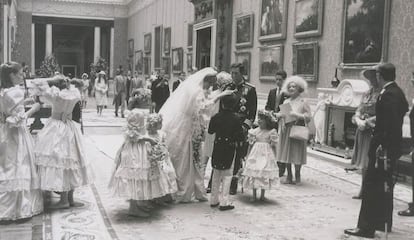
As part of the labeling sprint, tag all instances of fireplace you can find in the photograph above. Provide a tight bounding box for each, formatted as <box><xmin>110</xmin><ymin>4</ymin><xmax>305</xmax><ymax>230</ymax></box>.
<box><xmin>312</xmin><ymin>79</ymin><xmax>370</xmax><ymax>158</ymax></box>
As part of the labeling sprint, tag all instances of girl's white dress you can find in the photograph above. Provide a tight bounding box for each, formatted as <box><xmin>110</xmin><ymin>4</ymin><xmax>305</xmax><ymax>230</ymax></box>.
<box><xmin>109</xmin><ymin>124</ymin><xmax>177</xmax><ymax>200</ymax></box>
<box><xmin>0</xmin><ymin>87</ymin><xmax>43</xmax><ymax>220</ymax></box>
<box><xmin>242</xmin><ymin>128</ymin><xmax>279</xmax><ymax>190</ymax></box>
<box><xmin>94</xmin><ymin>80</ymin><xmax>108</xmax><ymax>106</ymax></box>
<box><xmin>34</xmin><ymin>86</ymin><xmax>92</xmax><ymax>191</ymax></box>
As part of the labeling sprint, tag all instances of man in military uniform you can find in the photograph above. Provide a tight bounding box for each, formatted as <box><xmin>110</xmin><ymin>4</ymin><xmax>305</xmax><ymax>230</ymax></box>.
<box><xmin>224</xmin><ymin>63</ymin><xmax>257</xmax><ymax>195</ymax></box>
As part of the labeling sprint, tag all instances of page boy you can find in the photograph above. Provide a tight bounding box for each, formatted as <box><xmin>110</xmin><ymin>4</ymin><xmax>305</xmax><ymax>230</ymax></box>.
<box><xmin>208</xmin><ymin>94</ymin><xmax>244</xmax><ymax>211</ymax></box>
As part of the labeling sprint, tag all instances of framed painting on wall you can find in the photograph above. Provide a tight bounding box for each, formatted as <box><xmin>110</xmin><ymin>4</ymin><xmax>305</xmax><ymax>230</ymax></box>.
<box><xmin>172</xmin><ymin>48</ymin><xmax>183</xmax><ymax>73</ymax></box>
<box><xmin>235</xmin><ymin>13</ymin><xmax>254</xmax><ymax>48</ymax></box>
<box><xmin>164</xmin><ymin>27</ymin><xmax>171</xmax><ymax>54</ymax></box>
<box><xmin>187</xmin><ymin>53</ymin><xmax>193</xmax><ymax>72</ymax></box>
<box><xmin>235</xmin><ymin>52</ymin><xmax>251</xmax><ymax>81</ymax></box>
<box><xmin>128</xmin><ymin>39</ymin><xmax>134</xmax><ymax>57</ymax></box>
<box><xmin>144</xmin><ymin>33</ymin><xmax>152</xmax><ymax>54</ymax></box>
<box><xmin>143</xmin><ymin>57</ymin><xmax>151</xmax><ymax>76</ymax></box>
<box><xmin>259</xmin><ymin>0</ymin><xmax>288</xmax><ymax>41</ymax></box>
<box><xmin>154</xmin><ymin>25</ymin><xmax>162</xmax><ymax>68</ymax></box>
<box><xmin>342</xmin><ymin>0</ymin><xmax>390</xmax><ymax>65</ymax></box>
<box><xmin>293</xmin><ymin>42</ymin><xmax>319</xmax><ymax>82</ymax></box>
<box><xmin>135</xmin><ymin>50</ymin><xmax>143</xmax><ymax>74</ymax></box>
<box><xmin>259</xmin><ymin>45</ymin><xmax>284</xmax><ymax>80</ymax></box>
<box><xmin>294</xmin><ymin>0</ymin><xmax>324</xmax><ymax>38</ymax></box>
<box><xmin>194</xmin><ymin>0</ymin><xmax>215</xmax><ymax>23</ymax></box>
<box><xmin>187</xmin><ymin>23</ymin><xmax>193</xmax><ymax>49</ymax></box>
<box><xmin>162</xmin><ymin>57</ymin><xmax>171</xmax><ymax>76</ymax></box>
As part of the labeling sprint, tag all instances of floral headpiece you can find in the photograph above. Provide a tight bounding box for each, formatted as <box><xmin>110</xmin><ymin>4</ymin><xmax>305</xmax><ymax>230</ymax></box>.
<box><xmin>124</xmin><ymin>109</ymin><xmax>147</xmax><ymax>141</ymax></box>
<box><xmin>146</xmin><ymin>113</ymin><xmax>163</xmax><ymax>130</ymax></box>
<box><xmin>257</xmin><ymin>109</ymin><xmax>277</xmax><ymax>125</ymax></box>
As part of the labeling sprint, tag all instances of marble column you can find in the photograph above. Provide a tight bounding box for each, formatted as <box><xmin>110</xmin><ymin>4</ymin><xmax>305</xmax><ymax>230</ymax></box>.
<box><xmin>94</xmin><ymin>26</ymin><xmax>101</xmax><ymax>63</ymax></box>
<box><xmin>110</xmin><ymin>27</ymin><xmax>114</xmax><ymax>78</ymax></box>
<box><xmin>3</xmin><ymin>4</ymin><xmax>8</xmax><ymax>62</ymax></box>
<box><xmin>45</xmin><ymin>23</ymin><xmax>52</xmax><ymax>57</ymax></box>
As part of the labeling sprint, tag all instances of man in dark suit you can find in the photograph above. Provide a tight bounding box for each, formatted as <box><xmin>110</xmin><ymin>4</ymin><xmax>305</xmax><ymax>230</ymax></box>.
<box><xmin>398</xmin><ymin>107</ymin><xmax>414</xmax><ymax>217</ymax></box>
<box><xmin>225</xmin><ymin>63</ymin><xmax>258</xmax><ymax>195</ymax></box>
<box><xmin>173</xmin><ymin>72</ymin><xmax>185</xmax><ymax>91</ymax></box>
<box><xmin>345</xmin><ymin>63</ymin><xmax>409</xmax><ymax>238</ymax></box>
<box><xmin>265</xmin><ymin>70</ymin><xmax>289</xmax><ymax>177</ymax></box>
<box><xmin>151</xmin><ymin>71</ymin><xmax>170</xmax><ymax>113</ymax></box>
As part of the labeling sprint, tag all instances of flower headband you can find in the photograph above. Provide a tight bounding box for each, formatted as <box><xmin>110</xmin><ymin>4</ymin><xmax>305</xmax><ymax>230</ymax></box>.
<box><xmin>146</xmin><ymin>113</ymin><xmax>162</xmax><ymax>129</ymax></box>
<box><xmin>257</xmin><ymin>109</ymin><xmax>277</xmax><ymax>123</ymax></box>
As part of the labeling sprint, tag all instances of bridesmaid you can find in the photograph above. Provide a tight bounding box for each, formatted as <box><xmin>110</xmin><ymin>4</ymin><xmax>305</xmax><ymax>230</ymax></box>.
<box><xmin>0</xmin><ymin>62</ymin><xmax>43</xmax><ymax>221</ymax></box>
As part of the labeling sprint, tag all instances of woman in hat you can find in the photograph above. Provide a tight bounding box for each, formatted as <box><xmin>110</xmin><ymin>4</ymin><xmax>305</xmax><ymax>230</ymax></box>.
<box><xmin>94</xmin><ymin>71</ymin><xmax>108</xmax><ymax>116</ymax></box>
<box><xmin>81</xmin><ymin>73</ymin><xmax>89</xmax><ymax>108</ymax></box>
<box><xmin>346</xmin><ymin>68</ymin><xmax>381</xmax><ymax>199</ymax></box>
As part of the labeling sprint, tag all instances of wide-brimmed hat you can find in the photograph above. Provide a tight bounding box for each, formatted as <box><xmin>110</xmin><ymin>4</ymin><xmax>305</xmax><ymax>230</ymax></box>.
<box><xmin>81</xmin><ymin>73</ymin><xmax>88</xmax><ymax>78</ymax></box>
<box><xmin>98</xmin><ymin>71</ymin><xmax>106</xmax><ymax>75</ymax></box>
<box><xmin>361</xmin><ymin>67</ymin><xmax>377</xmax><ymax>85</ymax></box>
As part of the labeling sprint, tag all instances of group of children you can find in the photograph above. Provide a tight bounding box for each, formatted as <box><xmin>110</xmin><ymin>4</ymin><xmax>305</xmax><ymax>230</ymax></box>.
<box><xmin>0</xmin><ymin>62</ymin><xmax>92</xmax><ymax>221</ymax></box>
<box><xmin>0</xmin><ymin>62</ymin><xmax>280</xmax><ymax>222</ymax></box>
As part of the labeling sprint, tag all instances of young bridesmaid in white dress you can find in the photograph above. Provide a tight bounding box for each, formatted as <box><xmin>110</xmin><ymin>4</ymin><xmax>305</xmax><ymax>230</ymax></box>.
<box><xmin>0</xmin><ymin>62</ymin><xmax>43</xmax><ymax>220</ymax></box>
<box><xmin>34</xmin><ymin>77</ymin><xmax>93</xmax><ymax>209</ymax></box>
<box><xmin>242</xmin><ymin>110</ymin><xmax>279</xmax><ymax>201</ymax></box>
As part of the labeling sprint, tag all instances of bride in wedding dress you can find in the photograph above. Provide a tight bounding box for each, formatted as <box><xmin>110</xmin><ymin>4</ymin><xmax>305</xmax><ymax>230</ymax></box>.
<box><xmin>159</xmin><ymin>67</ymin><xmax>234</xmax><ymax>203</ymax></box>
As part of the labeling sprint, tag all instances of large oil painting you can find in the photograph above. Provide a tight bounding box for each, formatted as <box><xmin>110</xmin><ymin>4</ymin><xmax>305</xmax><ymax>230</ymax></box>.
<box><xmin>135</xmin><ymin>50</ymin><xmax>143</xmax><ymax>74</ymax></box>
<box><xmin>235</xmin><ymin>13</ymin><xmax>254</xmax><ymax>48</ymax></box>
<box><xmin>144</xmin><ymin>33</ymin><xmax>151</xmax><ymax>54</ymax></box>
<box><xmin>172</xmin><ymin>48</ymin><xmax>183</xmax><ymax>73</ymax></box>
<box><xmin>293</xmin><ymin>42</ymin><xmax>319</xmax><ymax>82</ymax></box>
<box><xmin>164</xmin><ymin>27</ymin><xmax>171</xmax><ymax>54</ymax></box>
<box><xmin>154</xmin><ymin>25</ymin><xmax>162</xmax><ymax>68</ymax></box>
<box><xmin>259</xmin><ymin>45</ymin><xmax>283</xmax><ymax>80</ymax></box>
<box><xmin>235</xmin><ymin>52</ymin><xmax>251</xmax><ymax>81</ymax></box>
<box><xmin>294</xmin><ymin>0</ymin><xmax>323</xmax><ymax>38</ymax></box>
<box><xmin>342</xmin><ymin>0</ymin><xmax>390</xmax><ymax>64</ymax></box>
<box><xmin>259</xmin><ymin>0</ymin><xmax>288</xmax><ymax>41</ymax></box>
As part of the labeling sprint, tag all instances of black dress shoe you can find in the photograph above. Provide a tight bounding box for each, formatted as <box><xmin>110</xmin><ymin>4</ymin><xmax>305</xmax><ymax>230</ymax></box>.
<box><xmin>219</xmin><ymin>205</ymin><xmax>234</xmax><ymax>211</ymax></box>
<box><xmin>344</xmin><ymin>228</ymin><xmax>375</xmax><ymax>238</ymax></box>
<box><xmin>398</xmin><ymin>208</ymin><xmax>414</xmax><ymax>216</ymax></box>
<box><xmin>352</xmin><ymin>195</ymin><xmax>362</xmax><ymax>200</ymax></box>
<box><xmin>206</xmin><ymin>188</ymin><xmax>211</xmax><ymax>193</ymax></box>
<box><xmin>229</xmin><ymin>190</ymin><xmax>237</xmax><ymax>195</ymax></box>
<box><xmin>210</xmin><ymin>203</ymin><xmax>219</xmax><ymax>208</ymax></box>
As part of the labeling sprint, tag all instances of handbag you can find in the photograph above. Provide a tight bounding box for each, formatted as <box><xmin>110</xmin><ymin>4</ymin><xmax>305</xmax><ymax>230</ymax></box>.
<box><xmin>289</xmin><ymin>122</ymin><xmax>309</xmax><ymax>141</ymax></box>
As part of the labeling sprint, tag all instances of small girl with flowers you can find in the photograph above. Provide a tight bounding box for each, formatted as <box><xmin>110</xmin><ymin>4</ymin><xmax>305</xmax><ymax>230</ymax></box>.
<box><xmin>146</xmin><ymin>113</ymin><xmax>178</xmax><ymax>204</ymax></box>
<box><xmin>242</xmin><ymin>110</ymin><xmax>279</xmax><ymax>202</ymax></box>
<box><xmin>109</xmin><ymin>109</ymin><xmax>162</xmax><ymax>217</ymax></box>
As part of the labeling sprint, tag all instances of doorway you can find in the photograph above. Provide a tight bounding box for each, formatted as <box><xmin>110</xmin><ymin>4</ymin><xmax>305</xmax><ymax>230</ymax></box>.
<box><xmin>193</xmin><ymin>19</ymin><xmax>216</xmax><ymax>70</ymax></box>
<box><xmin>196</xmin><ymin>27</ymin><xmax>211</xmax><ymax>69</ymax></box>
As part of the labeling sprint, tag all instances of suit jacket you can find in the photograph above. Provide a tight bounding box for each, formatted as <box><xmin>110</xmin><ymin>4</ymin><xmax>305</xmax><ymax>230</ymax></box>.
<box><xmin>151</xmin><ymin>78</ymin><xmax>170</xmax><ymax>112</ymax></box>
<box><xmin>208</xmin><ymin>110</ymin><xmax>244</xmax><ymax>170</ymax></box>
<box><xmin>373</xmin><ymin>81</ymin><xmax>408</xmax><ymax>161</ymax></box>
<box><xmin>114</xmin><ymin>75</ymin><xmax>126</xmax><ymax>94</ymax></box>
<box><xmin>265</xmin><ymin>87</ymin><xmax>288</xmax><ymax>112</ymax></box>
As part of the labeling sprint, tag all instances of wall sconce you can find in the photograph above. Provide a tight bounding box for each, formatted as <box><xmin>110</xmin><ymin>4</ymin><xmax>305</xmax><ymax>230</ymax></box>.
<box><xmin>331</xmin><ymin>67</ymin><xmax>340</xmax><ymax>88</ymax></box>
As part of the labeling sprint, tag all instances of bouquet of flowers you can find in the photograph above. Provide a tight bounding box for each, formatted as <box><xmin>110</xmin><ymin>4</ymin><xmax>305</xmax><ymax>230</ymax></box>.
<box><xmin>148</xmin><ymin>142</ymin><xmax>168</xmax><ymax>177</ymax></box>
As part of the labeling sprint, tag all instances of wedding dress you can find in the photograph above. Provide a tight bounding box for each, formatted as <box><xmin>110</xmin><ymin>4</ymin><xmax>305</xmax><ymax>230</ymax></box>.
<box><xmin>159</xmin><ymin>67</ymin><xmax>217</xmax><ymax>202</ymax></box>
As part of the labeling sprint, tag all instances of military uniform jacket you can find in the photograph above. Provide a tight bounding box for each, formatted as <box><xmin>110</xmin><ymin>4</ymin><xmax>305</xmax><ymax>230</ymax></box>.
<box><xmin>208</xmin><ymin>110</ymin><xmax>244</xmax><ymax>170</ymax></box>
<box><xmin>220</xmin><ymin>81</ymin><xmax>257</xmax><ymax>128</ymax></box>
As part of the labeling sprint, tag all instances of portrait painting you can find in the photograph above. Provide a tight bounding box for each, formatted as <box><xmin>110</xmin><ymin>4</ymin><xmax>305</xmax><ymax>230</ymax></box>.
<box><xmin>154</xmin><ymin>25</ymin><xmax>162</xmax><ymax>68</ymax></box>
<box><xmin>194</xmin><ymin>0</ymin><xmax>214</xmax><ymax>23</ymax></box>
<box><xmin>188</xmin><ymin>23</ymin><xmax>193</xmax><ymax>48</ymax></box>
<box><xmin>143</xmin><ymin>57</ymin><xmax>151</xmax><ymax>76</ymax></box>
<box><xmin>235</xmin><ymin>52</ymin><xmax>251</xmax><ymax>81</ymax></box>
<box><xmin>342</xmin><ymin>0</ymin><xmax>390</xmax><ymax>64</ymax></box>
<box><xmin>235</xmin><ymin>13</ymin><xmax>254</xmax><ymax>48</ymax></box>
<box><xmin>187</xmin><ymin>53</ymin><xmax>193</xmax><ymax>71</ymax></box>
<box><xmin>294</xmin><ymin>0</ymin><xmax>324</xmax><ymax>38</ymax></box>
<box><xmin>128</xmin><ymin>39</ymin><xmax>134</xmax><ymax>57</ymax></box>
<box><xmin>172</xmin><ymin>48</ymin><xmax>183</xmax><ymax>73</ymax></box>
<box><xmin>135</xmin><ymin>50</ymin><xmax>143</xmax><ymax>74</ymax></box>
<box><xmin>162</xmin><ymin>57</ymin><xmax>171</xmax><ymax>76</ymax></box>
<box><xmin>164</xmin><ymin>27</ymin><xmax>171</xmax><ymax>54</ymax></box>
<box><xmin>144</xmin><ymin>33</ymin><xmax>152</xmax><ymax>54</ymax></box>
<box><xmin>293</xmin><ymin>42</ymin><xmax>319</xmax><ymax>82</ymax></box>
<box><xmin>259</xmin><ymin>45</ymin><xmax>283</xmax><ymax>80</ymax></box>
<box><xmin>259</xmin><ymin>0</ymin><xmax>288</xmax><ymax>41</ymax></box>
